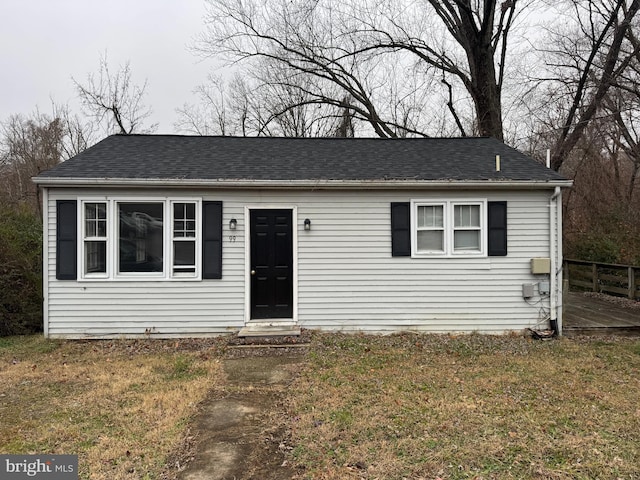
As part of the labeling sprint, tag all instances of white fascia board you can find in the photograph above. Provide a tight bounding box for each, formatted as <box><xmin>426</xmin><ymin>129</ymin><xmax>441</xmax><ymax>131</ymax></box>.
<box><xmin>32</xmin><ymin>176</ymin><xmax>574</xmax><ymax>190</ymax></box>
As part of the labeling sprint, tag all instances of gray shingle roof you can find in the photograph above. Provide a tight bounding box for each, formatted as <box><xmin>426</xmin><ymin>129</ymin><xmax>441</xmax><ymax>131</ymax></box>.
<box><xmin>36</xmin><ymin>135</ymin><xmax>568</xmax><ymax>184</ymax></box>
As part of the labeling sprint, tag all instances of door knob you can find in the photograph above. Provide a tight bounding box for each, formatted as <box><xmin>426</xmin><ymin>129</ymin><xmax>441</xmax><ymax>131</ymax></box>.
<box><xmin>251</xmin><ymin>270</ymin><xmax>256</xmax><ymax>275</ymax></box>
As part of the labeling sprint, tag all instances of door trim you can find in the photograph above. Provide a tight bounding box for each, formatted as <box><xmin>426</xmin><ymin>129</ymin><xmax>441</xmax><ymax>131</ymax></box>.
<box><xmin>244</xmin><ymin>205</ymin><xmax>298</xmax><ymax>324</ymax></box>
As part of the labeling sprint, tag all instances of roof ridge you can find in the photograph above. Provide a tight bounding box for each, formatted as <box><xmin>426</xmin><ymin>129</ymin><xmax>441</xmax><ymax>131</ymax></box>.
<box><xmin>115</xmin><ymin>134</ymin><xmax>495</xmax><ymax>141</ymax></box>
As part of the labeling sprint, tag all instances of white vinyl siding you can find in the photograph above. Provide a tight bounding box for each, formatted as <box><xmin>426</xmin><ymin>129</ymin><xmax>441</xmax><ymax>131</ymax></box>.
<box><xmin>45</xmin><ymin>188</ymin><xmax>555</xmax><ymax>338</ymax></box>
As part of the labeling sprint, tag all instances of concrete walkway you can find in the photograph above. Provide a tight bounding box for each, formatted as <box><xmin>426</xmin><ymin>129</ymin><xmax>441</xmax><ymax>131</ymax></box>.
<box><xmin>178</xmin><ymin>353</ymin><xmax>304</xmax><ymax>480</ymax></box>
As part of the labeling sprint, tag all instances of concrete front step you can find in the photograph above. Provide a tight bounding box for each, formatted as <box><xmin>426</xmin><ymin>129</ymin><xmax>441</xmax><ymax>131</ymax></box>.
<box><xmin>237</xmin><ymin>325</ymin><xmax>301</xmax><ymax>338</ymax></box>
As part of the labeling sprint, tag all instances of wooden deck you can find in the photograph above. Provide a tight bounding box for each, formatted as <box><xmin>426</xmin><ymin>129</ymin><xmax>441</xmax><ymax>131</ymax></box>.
<box><xmin>563</xmin><ymin>292</ymin><xmax>640</xmax><ymax>336</ymax></box>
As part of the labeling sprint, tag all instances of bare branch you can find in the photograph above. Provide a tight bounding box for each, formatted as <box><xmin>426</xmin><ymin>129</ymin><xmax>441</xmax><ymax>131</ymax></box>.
<box><xmin>551</xmin><ymin>0</ymin><xmax>640</xmax><ymax>170</ymax></box>
<box><xmin>73</xmin><ymin>54</ymin><xmax>157</xmax><ymax>136</ymax></box>
<box><xmin>442</xmin><ymin>77</ymin><xmax>468</xmax><ymax>136</ymax></box>
<box><xmin>198</xmin><ymin>0</ymin><xmax>519</xmax><ymax>139</ymax></box>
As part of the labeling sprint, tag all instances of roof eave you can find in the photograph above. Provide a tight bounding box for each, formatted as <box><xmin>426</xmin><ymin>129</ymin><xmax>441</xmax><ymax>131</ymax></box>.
<box><xmin>32</xmin><ymin>177</ymin><xmax>573</xmax><ymax>189</ymax></box>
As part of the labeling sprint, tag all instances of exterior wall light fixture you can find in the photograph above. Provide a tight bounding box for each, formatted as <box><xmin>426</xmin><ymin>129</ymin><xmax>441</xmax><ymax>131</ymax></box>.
<box><xmin>304</xmin><ymin>218</ymin><xmax>311</xmax><ymax>231</ymax></box>
<box><xmin>229</xmin><ymin>218</ymin><xmax>237</xmax><ymax>230</ymax></box>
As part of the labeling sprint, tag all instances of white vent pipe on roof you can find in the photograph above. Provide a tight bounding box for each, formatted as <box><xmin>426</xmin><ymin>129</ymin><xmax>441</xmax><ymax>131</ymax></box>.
<box><xmin>495</xmin><ymin>154</ymin><xmax>501</xmax><ymax>172</ymax></box>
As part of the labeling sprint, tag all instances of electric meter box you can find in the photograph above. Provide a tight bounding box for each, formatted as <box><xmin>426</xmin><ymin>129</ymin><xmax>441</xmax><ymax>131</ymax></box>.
<box><xmin>522</xmin><ymin>283</ymin><xmax>535</xmax><ymax>299</ymax></box>
<box><xmin>530</xmin><ymin>257</ymin><xmax>551</xmax><ymax>274</ymax></box>
<box><xmin>538</xmin><ymin>281</ymin><xmax>550</xmax><ymax>295</ymax></box>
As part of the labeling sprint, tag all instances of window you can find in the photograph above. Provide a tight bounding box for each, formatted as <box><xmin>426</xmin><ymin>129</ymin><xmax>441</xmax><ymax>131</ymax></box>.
<box><xmin>77</xmin><ymin>198</ymin><xmax>205</xmax><ymax>280</ymax></box>
<box><xmin>453</xmin><ymin>204</ymin><xmax>481</xmax><ymax>252</ymax></box>
<box><xmin>83</xmin><ymin>202</ymin><xmax>107</xmax><ymax>276</ymax></box>
<box><xmin>118</xmin><ymin>203</ymin><xmax>164</xmax><ymax>273</ymax></box>
<box><xmin>412</xmin><ymin>201</ymin><xmax>485</xmax><ymax>256</ymax></box>
<box><xmin>416</xmin><ymin>204</ymin><xmax>444</xmax><ymax>253</ymax></box>
<box><xmin>171</xmin><ymin>202</ymin><xmax>197</xmax><ymax>275</ymax></box>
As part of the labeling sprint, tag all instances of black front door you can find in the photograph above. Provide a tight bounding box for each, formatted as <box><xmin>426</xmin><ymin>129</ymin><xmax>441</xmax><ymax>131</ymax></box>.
<box><xmin>250</xmin><ymin>209</ymin><xmax>293</xmax><ymax>320</ymax></box>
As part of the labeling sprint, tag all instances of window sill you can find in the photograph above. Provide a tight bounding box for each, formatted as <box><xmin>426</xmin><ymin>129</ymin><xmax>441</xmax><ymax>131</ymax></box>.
<box><xmin>411</xmin><ymin>252</ymin><xmax>486</xmax><ymax>259</ymax></box>
<box><xmin>76</xmin><ymin>275</ymin><xmax>202</xmax><ymax>282</ymax></box>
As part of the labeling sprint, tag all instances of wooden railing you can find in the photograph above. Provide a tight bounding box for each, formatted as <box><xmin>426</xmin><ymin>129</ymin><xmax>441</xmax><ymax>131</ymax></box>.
<box><xmin>564</xmin><ymin>259</ymin><xmax>640</xmax><ymax>300</ymax></box>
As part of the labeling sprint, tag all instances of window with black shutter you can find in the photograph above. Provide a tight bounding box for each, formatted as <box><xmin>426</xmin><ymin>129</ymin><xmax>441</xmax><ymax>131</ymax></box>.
<box><xmin>66</xmin><ymin>197</ymin><xmax>219</xmax><ymax>280</ymax></box>
<box><xmin>392</xmin><ymin>200</ymin><xmax>508</xmax><ymax>258</ymax></box>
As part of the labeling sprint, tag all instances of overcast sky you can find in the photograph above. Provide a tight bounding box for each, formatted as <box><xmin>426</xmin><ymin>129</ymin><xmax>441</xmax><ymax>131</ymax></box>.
<box><xmin>1</xmin><ymin>0</ymin><xmax>219</xmax><ymax>134</ymax></box>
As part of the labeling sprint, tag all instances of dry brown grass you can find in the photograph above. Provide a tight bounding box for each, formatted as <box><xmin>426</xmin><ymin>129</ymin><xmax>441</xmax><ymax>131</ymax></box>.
<box><xmin>4</xmin><ymin>333</ymin><xmax>640</xmax><ymax>480</ymax></box>
<box><xmin>0</xmin><ymin>336</ymin><xmax>223</xmax><ymax>479</ymax></box>
<box><xmin>287</xmin><ymin>333</ymin><xmax>640</xmax><ymax>480</ymax></box>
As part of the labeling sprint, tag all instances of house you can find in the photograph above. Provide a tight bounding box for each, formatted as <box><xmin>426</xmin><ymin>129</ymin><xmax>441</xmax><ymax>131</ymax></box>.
<box><xmin>34</xmin><ymin>135</ymin><xmax>571</xmax><ymax>338</ymax></box>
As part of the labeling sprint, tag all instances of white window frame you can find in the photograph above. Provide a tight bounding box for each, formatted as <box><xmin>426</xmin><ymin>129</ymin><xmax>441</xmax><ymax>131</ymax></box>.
<box><xmin>78</xmin><ymin>197</ymin><xmax>202</xmax><ymax>281</ymax></box>
<box><xmin>414</xmin><ymin>202</ymin><xmax>446</xmax><ymax>255</ymax></box>
<box><xmin>170</xmin><ymin>200</ymin><xmax>201</xmax><ymax>278</ymax></box>
<box><xmin>116</xmin><ymin>199</ymin><xmax>166</xmax><ymax>279</ymax></box>
<box><xmin>80</xmin><ymin>199</ymin><xmax>109</xmax><ymax>279</ymax></box>
<box><xmin>411</xmin><ymin>200</ymin><xmax>487</xmax><ymax>257</ymax></box>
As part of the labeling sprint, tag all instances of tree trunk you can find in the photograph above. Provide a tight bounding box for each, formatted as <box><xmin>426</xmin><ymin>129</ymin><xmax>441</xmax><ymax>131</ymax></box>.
<box><xmin>470</xmin><ymin>57</ymin><xmax>503</xmax><ymax>140</ymax></box>
<box><xmin>457</xmin><ymin>1</ymin><xmax>504</xmax><ymax>140</ymax></box>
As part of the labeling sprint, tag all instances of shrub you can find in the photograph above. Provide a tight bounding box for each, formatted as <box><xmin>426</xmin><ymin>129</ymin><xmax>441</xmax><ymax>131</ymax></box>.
<box><xmin>565</xmin><ymin>206</ymin><xmax>640</xmax><ymax>266</ymax></box>
<box><xmin>0</xmin><ymin>205</ymin><xmax>43</xmax><ymax>335</ymax></box>
<box><xmin>567</xmin><ymin>234</ymin><xmax>620</xmax><ymax>264</ymax></box>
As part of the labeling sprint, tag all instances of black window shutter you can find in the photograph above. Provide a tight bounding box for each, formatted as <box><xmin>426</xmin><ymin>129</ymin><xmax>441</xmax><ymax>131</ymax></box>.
<box><xmin>202</xmin><ymin>201</ymin><xmax>223</xmax><ymax>279</ymax></box>
<box><xmin>391</xmin><ymin>202</ymin><xmax>411</xmax><ymax>257</ymax></box>
<box><xmin>488</xmin><ymin>201</ymin><xmax>507</xmax><ymax>256</ymax></box>
<box><xmin>56</xmin><ymin>200</ymin><xmax>77</xmax><ymax>280</ymax></box>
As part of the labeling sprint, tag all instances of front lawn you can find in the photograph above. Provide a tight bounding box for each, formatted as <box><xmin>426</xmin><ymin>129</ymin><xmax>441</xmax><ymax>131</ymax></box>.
<box><xmin>3</xmin><ymin>333</ymin><xmax>640</xmax><ymax>480</ymax></box>
<box><xmin>0</xmin><ymin>336</ymin><xmax>223</xmax><ymax>479</ymax></box>
<box><xmin>287</xmin><ymin>333</ymin><xmax>640</xmax><ymax>479</ymax></box>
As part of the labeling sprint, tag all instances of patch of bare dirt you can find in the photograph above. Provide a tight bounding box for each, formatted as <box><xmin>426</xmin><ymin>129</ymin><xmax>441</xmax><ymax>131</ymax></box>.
<box><xmin>168</xmin><ymin>352</ymin><xmax>305</xmax><ymax>480</ymax></box>
<box><xmin>69</xmin><ymin>329</ymin><xmax>312</xmax><ymax>358</ymax></box>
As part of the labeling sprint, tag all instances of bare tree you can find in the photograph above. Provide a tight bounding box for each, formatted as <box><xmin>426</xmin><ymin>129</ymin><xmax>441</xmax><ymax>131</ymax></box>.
<box><xmin>52</xmin><ymin>103</ymin><xmax>96</xmax><ymax>158</ymax></box>
<box><xmin>535</xmin><ymin>0</ymin><xmax>640</xmax><ymax>170</ymax></box>
<box><xmin>197</xmin><ymin>0</ymin><xmax>522</xmax><ymax>139</ymax></box>
<box><xmin>599</xmin><ymin>90</ymin><xmax>640</xmax><ymax>204</ymax></box>
<box><xmin>0</xmin><ymin>105</ymin><xmax>95</xmax><ymax>214</ymax></box>
<box><xmin>73</xmin><ymin>55</ymin><xmax>157</xmax><ymax>135</ymax></box>
<box><xmin>176</xmin><ymin>75</ymin><xmax>231</xmax><ymax>136</ymax></box>
<box><xmin>558</xmin><ymin>116</ymin><xmax>640</xmax><ymax>263</ymax></box>
<box><xmin>176</xmin><ymin>64</ymin><xmax>361</xmax><ymax>137</ymax></box>
<box><xmin>1</xmin><ymin>113</ymin><xmax>63</xmax><ymax>213</ymax></box>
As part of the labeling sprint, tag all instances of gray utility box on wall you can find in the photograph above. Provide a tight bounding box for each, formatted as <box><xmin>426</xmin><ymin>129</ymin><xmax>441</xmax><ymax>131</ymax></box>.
<box><xmin>522</xmin><ymin>283</ymin><xmax>535</xmax><ymax>299</ymax></box>
<box><xmin>538</xmin><ymin>280</ymin><xmax>550</xmax><ymax>295</ymax></box>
